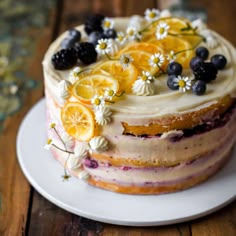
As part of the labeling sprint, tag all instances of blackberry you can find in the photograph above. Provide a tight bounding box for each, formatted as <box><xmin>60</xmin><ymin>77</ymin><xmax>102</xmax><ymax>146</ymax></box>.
<box><xmin>75</xmin><ymin>42</ymin><xmax>97</xmax><ymax>65</ymax></box>
<box><xmin>51</xmin><ymin>48</ymin><xmax>78</xmax><ymax>70</ymax></box>
<box><xmin>84</xmin><ymin>14</ymin><xmax>105</xmax><ymax>35</ymax></box>
<box><xmin>193</xmin><ymin>62</ymin><xmax>218</xmax><ymax>83</ymax></box>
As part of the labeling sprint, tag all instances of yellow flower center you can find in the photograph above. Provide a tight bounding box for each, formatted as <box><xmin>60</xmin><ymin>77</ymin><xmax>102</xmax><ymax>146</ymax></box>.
<box><xmin>153</xmin><ymin>57</ymin><xmax>160</xmax><ymax>64</ymax></box>
<box><xmin>107</xmin><ymin>90</ymin><xmax>114</xmax><ymax>96</ymax></box>
<box><xmin>141</xmin><ymin>75</ymin><xmax>148</xmax><ymax>81</ymax></box>
<box><xmin>47</xmin><ymin>139</ymin><xmax>52</xmax><ymax>145</ymax></box>
<box><xmin>123</xmin><ymin>57</ymin><xmax>130</xmax><ymax>64</ymax></box>
<box><xmin>149</xmin><ymin>12</ymin><xmax>156</xmax><ymax>18</ymax></box>
<box><xmin>104</xmin><ymin>21</ymin><xmax>111</xmax><ymax>28</ymax></box>
<box><xmin>128</xmin><ymin>30</ymin><xmax>134</xmax><ymax>36</ymax></box>
<box><xmin>159</xmin><ymin>27</ymin><xmax>165</xmax><ymax>34</ymax></box>
<box><xmin>178</xmin><ymin>80</ymin><xmax>186</xmax><ymax>88</ymax></box>
<box><xmin>100</xmin><ymin>42</ymin><xmax>107</xmax><ymax>50</ymax></box>
<box><xmin>118</xmin><ymin>35</ymin><xmax>124</xmax><ymax>41</ymax></box>
<box><xmin>50</xmin><ymin>123</ymin><xmax>56</xmax><ymax>128</ymax></box>
<box><xmin>94</xmin><ymin>98</ymin><xmax>101</xmax><ymax>106</ymax></box>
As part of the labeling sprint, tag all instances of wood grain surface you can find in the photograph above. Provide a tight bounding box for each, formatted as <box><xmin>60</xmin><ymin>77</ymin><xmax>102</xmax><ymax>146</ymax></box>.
<box><xmin>0</xmin><ymin>0</ymin><xmax>235</xmax><ymax>235</ymax></box>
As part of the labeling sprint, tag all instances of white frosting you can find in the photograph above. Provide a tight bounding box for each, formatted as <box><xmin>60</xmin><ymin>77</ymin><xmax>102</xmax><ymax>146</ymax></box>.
<box><xmin>78</xmin><ymin>170</ymin><xmax>90</xmax><ymax>179</ymax></box>
<box><xmin>95</xmin><ymin>106</ymin><xmax>112</xmax><ymax>125</ymax></box>
<box><xmin>43</xmin><ymin>17</ymin><xmax>236</xmax><ymax>126</ymax></box>
<box><xmin>74</xmin><ymin>143</ymin><xmax>89</xmax><ymax>159</ymax></box>
<box><xmin>58</xmin><ymin>80</ymin><xmax>72</xmax><ymax>103</ymax></box>
<box><xmin>89</xmin><ymin>136</ymin><xmax>109</xmax><ymax>153</ymax></box>
<box><xmin>67</xmin><ymin>155</ymin><xmax>82</xmax><ymax>170</ymax></box>
<box><xmin>128</xmin><ymin>15</ymin><xmax>147</xmax><ymax>30</ymax></box>
<box><xmin>132</xmin><ymin>79</ymin><xmax>156</xmax><ymax>96</ymax></box>
<box><xmin>61</xmin><ymin>132</ymin><xmax>74</xmax><ymax>151</ymax></box>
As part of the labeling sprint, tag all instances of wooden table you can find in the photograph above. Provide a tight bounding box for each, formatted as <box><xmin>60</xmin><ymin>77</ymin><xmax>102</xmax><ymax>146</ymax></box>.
<box><xmin>0</xmin><ymin>0</ymin><xmax>236</xmax><ymax>235</ymax></box>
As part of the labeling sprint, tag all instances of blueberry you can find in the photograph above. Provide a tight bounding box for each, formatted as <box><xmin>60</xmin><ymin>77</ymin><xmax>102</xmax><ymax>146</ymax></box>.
<box><xmin>167</xmin><ymin>75</ymin><xmax>179</xmax><ymax>90</ymax></box>
<box><xmin>61</xmin><ymin>37</ymin><xmax>77</xmax><ymax>49</ymax></box>
<box><xmin>68</xmin><ymin>29</ymin><xmax>81</xmax><ymax>41</ymax></box>
<box><xmin>211</xmin><ymin>54</ymin><xmax>227</xmax><ymax>70</ymax></box>
<box><xmin>192</xmin><ymin>80</ymin><xmax>207</xmax><ymax>95</ymax></box>
<box><xmin>88</xmin><ymin>31</ymin><xmax>104</xmax><ymax>45</ymax></box>
<box><xmin>196</xmin><ymin>47</ymin><xmax>209</xmax><ymax>60</ymax></box>
<box><xmin>190</xmin><ymin>57</ymin><xmax>203</xmax><ymax>71</ymax></box>
<box><xmin>84</xmin><ymin>14</ymin><xmax>105</xmax><ymax>35</ymax></box>
<box><xmin>167</xmin><ymin>62</ymin><xmax>183</xmax><ymax>76</ymax></box>
<box><xmin>103</xmin><ymin>29</ymin><xmax>117</xmax><ymax>39</ymax></box>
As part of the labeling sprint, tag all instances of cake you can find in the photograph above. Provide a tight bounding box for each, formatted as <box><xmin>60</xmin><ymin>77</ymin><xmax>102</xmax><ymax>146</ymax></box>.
<box><xmin>43</xmin><ymin>9</ymin><xmax>236</xmax><ymax>194</ymax></box>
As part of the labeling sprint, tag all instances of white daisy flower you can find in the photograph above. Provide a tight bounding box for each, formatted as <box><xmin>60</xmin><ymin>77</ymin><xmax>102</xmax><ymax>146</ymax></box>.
<box><xmin>102</xmin><ymin>17</ymin><xmax>114</xmax><ymax>31</ymax></box>
<box><xmin>44</xmin><ymin>138</ymin><xmax>53</xmax><ymax>150</ymax></box>
<box><xmin>116</xmin><ymin>31</ymin><xmax>127</xmax><ymax>45</ymax></box>
<box><xmin>119</xmin><ymin>54</ymin><xmax>133</xmax><ymax>69</ymax></box>
<box><xmin>173</xmin><ymin>76</ymin><xmax>192</xmax><ymax>93</ymax></box>
<box><xmin>91</xmin><ymin>95</ymin><xmax>105</xmax><ymax>108</ymax></box>
<box><xmin>156</xmin><ymin>22</ymin><xmax>169</xmax><ymax>40</ymax></box>
<box><xmin>166</xmin><ymin>50</ymin><xmax>176</xmax><ymax>63</ymax></box>
<box><xmin>96</xmin><ymin>38</ymin><xmax>112</xmax><ymax>55</ymax></box>
<box><xmin>126</xmin><ymin>26</ymin><xmax>139</xmax><ymax>40</ymax></box>
<box><xmin>68</xmin><ymin>66</ymin><xmax>81</xmax><ymax>83</ymax></box>
<box><xmin>138</xmin><ymin>71</ymin><xmax>154</xmax><ymax>82</ymax></box>
<box><xmin>132</xmin><ymin>71</ymin><xmax>155</xmax><ymax>96</ymax></box>
<box><xmin>149</xmin><ymin>53</ymin><xmax>165</xmax><ymax>67</ymax></box>
<box><xmin>104</xmin><ymin>88</ymin><xmax>116</xmax><ymax>100</ymax></box>
<box><xmin>144</xmin><ymin>8</ymin><xmax>160</xmax><ymax>22</ymax></box>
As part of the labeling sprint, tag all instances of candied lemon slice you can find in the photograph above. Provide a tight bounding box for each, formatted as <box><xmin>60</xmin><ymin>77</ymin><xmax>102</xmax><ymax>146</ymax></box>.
<box><xmin>72</xmin><ymin>74</ymin><xmax>119</xmax><ymax>103</ymax></box>
<box><xmin>118</xmin><ymin>42</ymin><xmax>163</xmax><ymax>55</ymax></box>
<box><xmin>92</xmin><ymin>60</ymin><xmax>138</xmax><ymax>93</ymax></box>
<box><xmin>148</xmin><ymin>36</ymin><xmax>194</xmax><ymax>68</ymax></box>
<box><xmin>61</xmin><ymin>102</ymin><xmax>94</xmax><ymax>141</ymax></box>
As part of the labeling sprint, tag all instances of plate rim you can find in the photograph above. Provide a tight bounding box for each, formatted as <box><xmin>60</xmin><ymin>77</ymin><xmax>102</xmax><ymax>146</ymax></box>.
<box><xmin>16</xmin><ymin>98</ymin><xmax>236</xmax><ymax>226</ymax></box>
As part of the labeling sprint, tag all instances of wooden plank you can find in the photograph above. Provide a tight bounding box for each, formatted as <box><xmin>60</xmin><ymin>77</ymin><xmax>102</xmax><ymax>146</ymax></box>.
<box><xmin>191</xmin><ymin>201</ymin><xmax>236</xmax><ymax>236</ymax></box>
<box><xmin>0</xmin><ymin>11</ymin><xmax>55</xmax><ymax>236</ymax></box>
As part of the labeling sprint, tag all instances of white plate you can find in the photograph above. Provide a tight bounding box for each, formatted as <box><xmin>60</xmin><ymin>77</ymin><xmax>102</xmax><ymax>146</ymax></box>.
<box><xmin>17</xmin><ymin>99</ymin><xmax>236</xmax><ymax>226</ymax></box>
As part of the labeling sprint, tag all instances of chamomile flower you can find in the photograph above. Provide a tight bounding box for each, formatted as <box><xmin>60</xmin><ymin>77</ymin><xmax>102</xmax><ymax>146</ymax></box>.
<box><xmin>126</xmin><ymin>26</ymin><xmax>138</xmax><ymax>40</ymax></box>
<box><xmin>104</xmin><ymin>88</ymin><xmax>116</xmax><ymax>100</ymax></box>
<box><xmin>173</xmin><ymin>76</ymin><xmax>192</xmax><ymax>93</ymax></box>
<box><xmin>144</xmin><ymin>8</ymin><xmax>160</xmax><ymax>22</ymax></box>
<box><xmin>49</xmin><ymin>122</ymin><xmax>56</xmax><ymax>129</ymax></box>
<box><xmin>102</xmin><ymin>17</ymin><xmax>114</xmax><ymax>31</ymax></box>
<box><xmin>68</xmin><ymin>66</ymin><xmax>81</xmax><ymax>83</ymax></box>
<box><xmin>149</xmin><ymin>53</ymin><xmax>165</xmax><ymax>67</ymax></box>
<box><xmin>91</xmin><ymin>95</ymin><xmax>105</xmax><ymax>108</ymax></box>
<box><xmin>156</xmin><ymin>22</ymin><xmax>169</xmax><ymax>40</ymax></box>
<box><xmin>138</xmin><ymin>71</ymin><xmax>154</xmax><ymax>82</ymax></box>
<box><xmin>132</xmin><ymin>71</ymin><xmax>155</xmax><ymax>96</ymax></box>
<box><xmin>166</xmin><ymin>50</ymin><xmax>176</xmax><ymax>63</ymax></box>
<box><xmin>116</xmin><ymin>31</ymin><xmax>127</xmax><ymax>45</ymax></box>
<box><xmin>120</xmin><ymin>54</ymin><xmax>133</xmax><ymax>69</ymax></box>
<box><xmin>44</xmin><ymin>138</ymin><xmax>53</xmax><ymax>150</ymax></box>
<box><xmin>96</xmin><ymin>38</ymin><xmax>112</xmax><ymax>55</ymax></box>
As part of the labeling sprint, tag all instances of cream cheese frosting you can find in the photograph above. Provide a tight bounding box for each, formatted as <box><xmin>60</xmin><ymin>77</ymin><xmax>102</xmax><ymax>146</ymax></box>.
<box><xmin>43</xmin><ymin>18</ymin><xmax>236</xmax><ymax>127</ymax></box>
